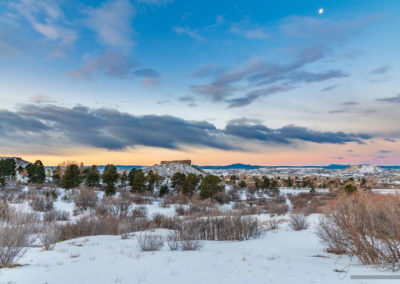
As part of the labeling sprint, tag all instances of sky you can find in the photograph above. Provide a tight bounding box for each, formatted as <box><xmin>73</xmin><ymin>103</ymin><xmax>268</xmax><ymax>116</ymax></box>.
<box><xmin>0</xmin><ymin>0</ymin><xmax>400</xmax><ymax>166</ymax></box>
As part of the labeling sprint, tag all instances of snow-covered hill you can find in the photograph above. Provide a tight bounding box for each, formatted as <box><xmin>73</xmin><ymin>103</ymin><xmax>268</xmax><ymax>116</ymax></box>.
<box><xmin>146</xmin><ymin>161</ymin><xmax>206</xmax><ymax>177</ymax></box>
<box><xmin>339</xmin><ymin>164</ymin><xmax>386</xmax><ymax>175</ymax></box>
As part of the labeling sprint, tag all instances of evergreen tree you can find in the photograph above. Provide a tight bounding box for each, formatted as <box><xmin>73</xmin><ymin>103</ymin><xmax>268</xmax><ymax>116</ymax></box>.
<box><xmin>262</xmin><ymin>176</ymin><xmax>270</xmax><ymax>189</ymax></box>
<box><xmin>0</xmin><ymin>158</ymin><xmax>16</xmax><ymax>177</ymax></box>
<box><xmin>171</xmin><ymin>172</ymin><xmax>186</xmax><ymax>190</ymax></box>
<box><xmin>182</xmin><ymin>173</ymin><xmax>200</xmax><ymax>196</ymax></box>
<box><xmin>62</xmin><ymin>164</ymin><xmax>81</xmax><ymax>189</ymax></box>
<box><xmin>26</xmin><ymin>160</ymin><xmax>45</xmax><ymax>184</ymax></box>
<box><xmin>120</xmin><ymin>171</ymin><xmax>128</xmax><ymax>189</ymax></box>
<box><xmin>131</xmin><ymin>170</ymin><xmax>146</xmax><ymax>193</ymax></box>
<box><xmin>146</xmin><ymin>170</ymin><xmax>161</xmax><ymax>192</ymax></box>
<box><xmin>128</xmin><ymin>168</ymin><xmax>137</xmax><ymax>186</ymax></box>
<box><xmin>102</xmin><ymin>164</ymin><xmax>119</xmax><ymax>196</ymax></box>
<box><xmin>239</xmin><ymin>180</ymin><xmax>247</xmax><ymax>189</ymax></box>
<box><xmin>85</xmin><ymin>165</ymin><xmax>100</xmax><ymax>188</ymax></box>
<box><xmin>52</xmin><ymin>165</ymin><xmax>62</xmax><ymax>185</ymax></box>
<box><xmin>199</xmin><ymin>175</ymin><xmax>223</xmax><ymax>199</ymax></box>
<box><xmin>159</xmin><ymin>185</ymin><xmax>169</xmax><ymax>197</ymax></box>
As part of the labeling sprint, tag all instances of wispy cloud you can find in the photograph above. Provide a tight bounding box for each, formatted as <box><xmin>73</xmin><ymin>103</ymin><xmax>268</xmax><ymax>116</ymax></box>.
<box><xmin>376</xmin><ymin>94</ymin><xmax>400</xmax><ymax>103</ymax></box>
<box><xmin>369</xmin><ymin>65</ymin><xmax>391</xmax><ymax>75</ymax></box>
<box><xmin>8</xmin><ymin>0</ymin><xmax>77</xmax><ymax>47</ymax></box>
<box><xmin>69</xmin><ymin>51</ymin><xmax>137</xmax><ymax>79</ymax></box>
<box><xmin>230</xmin><ymin>24</ymin><xmax>268</xmax><ymax>39</ymax></box>
<box><xmin>173</xmin><ymin>26</ymin><xmax>205</xmax><ymax>42</ymax></box>
<box><xmin>85</xmin><ymin>0</ymin><xmax>136</xmax><ymax>49</ymax></box>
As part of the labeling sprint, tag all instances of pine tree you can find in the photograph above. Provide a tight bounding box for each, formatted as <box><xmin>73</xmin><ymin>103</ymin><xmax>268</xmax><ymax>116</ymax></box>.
<box><xmin>199</xmin><ymin>175</ymin><xmax>223</xmax><ymax>199</ymax></box>
<box><xmin>26</xmin><ymin>160</ymin><xmax>45</xmax><ymax>184</ymax></box>
<box><xmin>182</xmin><ymin>173</ymin><xmax>200</xmax><ymax>196</ymax></box>
<box><xmin>62</xmin><ymin>164</ymin><xmax>81</xmax><ymax>189</ymax></box>
<box><xmin>131</xmin><ymin>170</ymin><xmax>146</xmax><ymax>193</ymax></box>
<box><xmin>85</xmin><ymin>165</ymin><xmax>100</xmax><ymax>188</ymax></box>
<box><xmin>102</xmin><ymin>164</ymin><xmax>119</xmax><ymax>196</ymax></box>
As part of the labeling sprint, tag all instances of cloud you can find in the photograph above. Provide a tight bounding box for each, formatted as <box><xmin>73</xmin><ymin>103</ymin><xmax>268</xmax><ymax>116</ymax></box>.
<box><xmin>224</xmin><ymin>120</ymin><xmax>372</xmax><ymax>145</ymax></box>
<box><xmin>14</xmin><ymin>104</ymin><xmax>233</xmax><ymax>151</ymax></box>
<box><xmin>369</xmin><ymin>65</ymin><xmax>391</xmax><ymax>75</ymax></box>
<box><xmin>190</xmin><ymin>45</ymin><xmax>346</xmax><ymax>107</ymax></box>
<box><xmin>227</xmin><ymin>83</ymin><xmax>294</xmax><ymax>108</ymax></box>
<box><xmin>376</xmin><ymin>94</ymin><xmax>400</xmax><ymax>103</ymax></box>
<box><xmin>342</xmin><ymin>101</ymin><xmax>358</xmax><ymax>106</ymax></box>
<box><xmin>230</xmin><ymin>24</ymin><xmax>268</xmax><ymax>39</ymax></box>
<box><xmin>0</xmin><ymin>110</ymin><xmax>49</xmax><ymax>134</ymax></box>
<box><xmin>191</xmin><ymin>64</ymin><xmax>223</xmax><ymax>78</ymax></box>
<box><xmin>8</xmin><ymin>0</ymin><xmax>77</xmax><ymax>47</ymax></box>
<box><xmin>279</xmin><ymin>15</ymin><xmax>377</xmax><ymax>44</ymax></box>
<box><xmin>172</xmin><ymin>26</ymin><xmax>205</xmax><ymax>42</ymax></box>
<box><xmin>0</xmin><ymin>104</ymin><xmax>374</xmax><ymax>153</ymax></box>
<box><xmin>85</xmin><ymin>0</ymin><xmax>136</xmax><ymax>49</ymax></box>
<box><xmin>378</xmin><ymin>150</ymin><xmax>393</xmax><ymax>154</ymax></box>
<box><xmin>132</xmin><ymin>68</ymin><xmax>160</xmax><ymax>78</ymax></box>
<box><xmin>290</xmin><ymin>70</ymin><xmax>348</xmax><ymax>83</ymax></box>
<box><xmin>385</xmin><ymin>138</ymin><xmax>397</xmax><ymax>143</ymax></box>
<box><xmin>207</xmin><ymin>15</ymin><xmax>225</xmax><ymax>29</ymax></box>
<box><xmin>321</xmin><ymin>84</ymin><xmax>340</xmax><ymax>92</ymax></box>
<box><xmin>135</xmin><ymin>0</ymin><xmax>173</xmax><ymax>6</ymax></box>
<box><xmin>69</xmin><ymin>51</ymin><xmax>137</xmax><ymax>79</ymax></box>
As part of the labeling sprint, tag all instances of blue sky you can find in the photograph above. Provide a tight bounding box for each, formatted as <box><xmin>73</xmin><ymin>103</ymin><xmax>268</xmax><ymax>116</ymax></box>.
<box><xmin>0</xmin><ymin>0</ymin><xmax>400</xmax><ymax>165</ymax></box>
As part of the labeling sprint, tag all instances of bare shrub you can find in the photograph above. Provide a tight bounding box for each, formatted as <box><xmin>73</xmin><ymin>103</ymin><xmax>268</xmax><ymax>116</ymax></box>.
<box><xmin>58</xmin><ymin>216</ymin><xmax>120</xmax><ymax>241</ymax></box>
<box><xmin>317</xmin><ymin>192</ymin><xmax>400</xmax><ymax>271</ymax></box>
<box><xmin>130</xmin><ymin>206</ymin><xmax>148</xmax><ymax>220</ymax></box>
<box><xmin>266</xmin><ymin>219</ymin><xmax>280</xmax><ymax>231</ymax></box>
<box><xmin>40</xmin><ymin>223</ymin><xmax>60</xmax><ymax>250</ymax></box>
<box><xmin>0</xmin><ymin>210</ymin><xmax>36</xmax><ymax>267</ymax></box>
<box><xmin>316</xmin><ymin>217</ymin><xmax>347</xmax><ymax>254</ymax></box>
<box><xmin>166</xmin><ymin>231</ymin><xmax>181</xmax><ymax>251</ymax></box>
<box><xmin>179</xmin><ymin>231</ymin><xmax>203</xmax><ymax>251</ymax></box>
<box><xmin>179</xmin><ymin>215</ymin><xmax>261</xmax><ymax>241</ymax></box>
<box><xmin>31</xmin><ymin>196</ymin><xmax>53</xmax><ymax>212</ymax></box>
<box><xmin>289</xmin><ymin>214</ymin><xmax>309</xmax><ymax>231</ymax></box>
<box><xmin>43</xmin><ymin>210</ymin><xmax>70</xmax><ymax>222</ymax></box>
<box><xmin>118</xmin><ymin>221</ymin><xmax>133</xmax><ymax>239</ymax></box>
<box><xmin>137</xmin><ymin>233</ymin><xmax>164</xmax><ymax>251</ymax></box>
<box><xmin>75</xmin><ymin>187</ymin><xmax>98</xmax><ymax>212</ymax></box>
<box><xmin>151</xmin><ymin>213</ymin><xmax>181</xmax><ymax>230</ymax></box>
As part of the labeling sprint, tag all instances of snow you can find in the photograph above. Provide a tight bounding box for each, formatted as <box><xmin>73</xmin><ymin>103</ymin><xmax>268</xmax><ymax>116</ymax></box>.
<box><xmin>1</xmin><ymin>214</ymin><xmax>400</xmax><ymax>283</ymax></box>
<box><xmin>2</xmin><ymin>186</ymin><xmax>400</xmax><ymax>283</ymax></box>
<box><xmin>147</xmin><ymin>163</ymin><xmax>205</xmax><ymax>177</ymax></box>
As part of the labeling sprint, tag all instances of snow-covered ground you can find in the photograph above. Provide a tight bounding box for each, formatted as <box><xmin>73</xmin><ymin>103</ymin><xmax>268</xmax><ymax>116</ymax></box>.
<box><xmin>1</xmin><ymin>215</ymin><xmax>400</xmax><ymax>283</ymax></box>
<box><xmin>2</xmin><ymin>187</ymin><xmax>400</xmax><ymax>283</ymax></box>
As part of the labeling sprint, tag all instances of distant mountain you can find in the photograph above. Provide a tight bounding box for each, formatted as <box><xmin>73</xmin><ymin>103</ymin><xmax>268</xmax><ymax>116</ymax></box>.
<box><xmin>199</xmin><ymin>163</ymin><xmax>264</xmax><ymax>170</ymax></box>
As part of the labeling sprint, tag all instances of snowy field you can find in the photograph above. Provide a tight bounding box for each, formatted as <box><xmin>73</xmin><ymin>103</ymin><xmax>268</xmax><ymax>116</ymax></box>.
<box><xmin>1</xmin><ymin>188</ymin><xmax>400</xmax><ymax>283</ymax></box>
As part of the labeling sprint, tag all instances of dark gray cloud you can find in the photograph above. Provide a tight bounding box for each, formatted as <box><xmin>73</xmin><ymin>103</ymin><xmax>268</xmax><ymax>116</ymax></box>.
<box><xmin>385</xmin><ymin>138</ymin><xmax>397</xmax><ymax>143</ymax></box>
<box><xmin>224</xmin><ymin>120</ymin><xmax>372</xmax><ymax>145</ymax></box>
<box><xmin>0</xmin><ymin>110</ymin><xmax>49</xmax><ymax>134</ymax></box>
<box><xmin>190</xmin><ymin>45</ymin><xmax>348</xmax><ymax>107</ymax></box>
<box><xmin>376</xmin><ymin>94</ymin><xmax>400</xmax><ymax>104</ymax></box>
<box><xmin>0</xmin><ymin>104</ymin><xmax>375</xmax><ymax>152</ymax></box>
<box><xmin>369</xmin><ymin>65</ymin><xmax>391</xmax><ymax>75</ymax></box>
<box><xmin>16</xmin><ymin>104</ymin><xmax>231</xmax><ymax>151</ymax></box>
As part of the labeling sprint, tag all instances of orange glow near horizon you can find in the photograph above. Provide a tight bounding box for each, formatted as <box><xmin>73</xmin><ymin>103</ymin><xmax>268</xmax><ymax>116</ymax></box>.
<box><xmin>9</xmin><ymin>139</ymin><xmax>399</xmax><ymax>166</ymax></box>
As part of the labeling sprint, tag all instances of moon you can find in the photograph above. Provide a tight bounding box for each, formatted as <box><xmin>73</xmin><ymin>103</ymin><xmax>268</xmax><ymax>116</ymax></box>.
<box><xmin>318</xmin><ymin>8</ymin><xmax>324</xmax><ymax>14</ymax></box>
